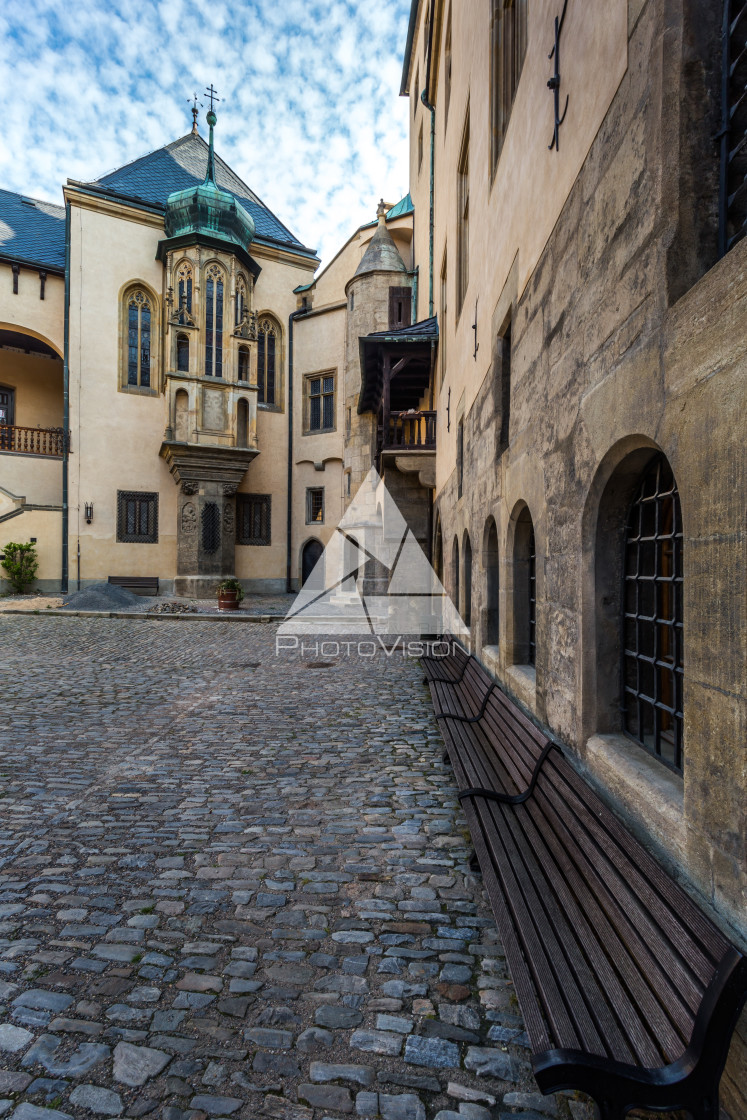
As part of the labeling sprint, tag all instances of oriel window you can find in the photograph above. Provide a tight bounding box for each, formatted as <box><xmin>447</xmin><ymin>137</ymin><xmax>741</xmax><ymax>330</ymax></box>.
<box><xmin>205</xmin><ymin>265</ymin><xmax>224</xmax><ymax>377</ymax></box>
<box><xmin>127</xmin><ymin>291</ymin><xmax>152</xmax><ymax>388</ymax></box>
<box><xmin>177</xmin><ymin>261</ymin><xmax>193</xmax><ymax>316</ymax></box>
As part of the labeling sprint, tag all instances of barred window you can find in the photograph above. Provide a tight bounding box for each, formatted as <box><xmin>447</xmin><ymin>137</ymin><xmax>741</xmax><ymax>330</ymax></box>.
<box><xmin>306</xmin><ymin>487</ymin><xmax>324</xmax><ymax>524</ymax></box>
<box><xmin>307</xmin><ymin>374</ymin><xmax>335</xmax><ymax>432</ymax></box>
<box><xmin>117</xmin><ymin>491</ymin><xmax>158</xmax><ymax>543</ymax></box>
<box><xmin>623</xmin><ymin>455</ymin><xmax>684</xmax><ymax>773</ymax></box>
<box><xmin>237</xmin><ymin>494</ymin><xmax>271</xmax><ymax>545</ymax></box>
<box><xmin>126</xmin><ymin>290</ymin><xmax>152</xmax><ymax>388</ymax></box>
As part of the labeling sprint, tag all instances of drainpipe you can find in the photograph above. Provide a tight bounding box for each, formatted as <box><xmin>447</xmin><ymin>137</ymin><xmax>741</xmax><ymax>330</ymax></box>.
<box><xmin>421</xmin><ymin>3</ymin><xmax>436</xmax><ymax>319</ymax></box>
<box><xmin>286</xmin><ymin>307</ymin><xmax>308</xmax><ymax>594</ymax></box>
<box><xmin>410</xmin><ymin>266</ymin><xmax>419</xmax><ymax>324</ymax></box>
<box><xmin>61</xmin><ymin>201</ymin><xmax>71</xmax><ymax>594</ymax></box>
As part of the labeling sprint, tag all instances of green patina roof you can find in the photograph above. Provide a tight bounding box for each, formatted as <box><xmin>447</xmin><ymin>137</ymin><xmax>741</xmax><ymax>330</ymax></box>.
<box><xmin>163</xmin><ymin>111</ymin><xmax>255</xmax><ymax>251</ymax></box>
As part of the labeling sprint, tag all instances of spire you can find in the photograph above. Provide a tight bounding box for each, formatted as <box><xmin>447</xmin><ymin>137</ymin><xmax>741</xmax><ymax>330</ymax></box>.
<box><xmin>188</xmin><ymin>92</ymin><xmax>202</xmax><ymax>136</ymax></box>
<box><xmin>203</xmin><ymin>84</ymin><xmax>221</xmax><ymax>188</ymax></box>
<box><xmin>376</xmin><ymin>198</ymin><xmax>388</xmax><ymax>225</ymax></box>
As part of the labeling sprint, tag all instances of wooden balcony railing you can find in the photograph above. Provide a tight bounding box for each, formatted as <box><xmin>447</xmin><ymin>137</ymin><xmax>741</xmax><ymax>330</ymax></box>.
<box><xmin>0</xmin><ymin>425</ymin><xmax>68</xmax><ymax>457</ymax></box>
<box><xmin>383</xmin><ymin>410</ymin><xmax>437</xmax><ymax>450</ymax></box>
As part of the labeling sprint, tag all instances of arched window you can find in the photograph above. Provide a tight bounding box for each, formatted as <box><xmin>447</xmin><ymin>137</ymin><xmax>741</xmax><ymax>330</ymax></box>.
<box><xmin>513</xmin><ymin>504</ymin><xmax>536</xmax><ymax>666</ymax></box>
<box><xmin>238</xmin><ymin>346</ymin><xmax>250</xmax><ymax>382</ymax></box>
<box><xmin>257</xmin><ymin>316</ymin><xmax>280</xmax><ymax>406</ymax></box>
<box><xmin>457</xmin><ymin>418</ymin><xmax>464</xmax><ymax>498</ymax></box>
<box><xmin>452</xmin><ymin>536</ymin><xmax>460</xmax><ymax>610</ymax></box>
<box><xmin>237</xmin><ymin>398</ymin><xmax>249</xmax><ymax>448</ymax></box>
<box><xmin>176</xmin><ymin>333</ymin><xmax>189</xmax><ymax>373</ymax></box>
<box><xmin>176</xmin><ymin>260</ymin><xmax>193</xmax><ymax>316</ymax></box>
<box><xmin>623</xmin><ymin>455</ymin><xmax>683</xmax><ymax>771</ymax></box>
<box><xmin>205</xmin><ymin>264</ymin><xmax>225</xmax><ymax>377</ymax></box>
<box><xmin>484</xmin><ymin>517</ymin><xmax>499</xmax><ymax>646</ymax></box>
<box><xmin>462</xmin><ymin>531</ymin><xmax>472</xmax><ymax>626</ymax></box>
<box><xmin>125</xmin><ymin>290</ymin><xmax>152</xmax><ymax>388</ymax></box>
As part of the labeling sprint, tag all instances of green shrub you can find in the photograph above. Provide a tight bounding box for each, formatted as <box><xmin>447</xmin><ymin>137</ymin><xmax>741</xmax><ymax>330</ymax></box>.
<box><xmin>1</xmin><ymin>541</ymin><xmax>39</xmax><ymax>593</ymax></box>
<box><xmin>218</xmin><ymin>577</ymin><xmax>244</xmax><ymax>602</ymax></box>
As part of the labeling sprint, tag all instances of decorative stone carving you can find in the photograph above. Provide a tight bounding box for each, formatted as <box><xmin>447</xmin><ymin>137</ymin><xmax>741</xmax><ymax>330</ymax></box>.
<box><xmin>221</xmin><ymin>483</ymin><xmax>238</xmax><ymax>496</ymax></box>
<box><xmin>223</xmin><ymin>504</ymin><xmax>235</xmax><ymax>533</ymax></box>
<box><xmin>181</xmin><ymin>502</ymin><xmax>197</xmax><ymax>534</ymax></box>
<box><xmin>181</xmin><ymin>481</ymin><xmax>199</xmax><ymax>495</ymax></box>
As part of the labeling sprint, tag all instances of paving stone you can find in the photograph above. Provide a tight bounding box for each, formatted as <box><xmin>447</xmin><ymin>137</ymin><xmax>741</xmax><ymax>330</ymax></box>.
<box><xmin>189</xmin><ymin>1095</ymin><xmax>242</xmax><ymax>1114</ymax></box>
<box><xmin>244</xmin><ymin>1028</ymin><xmax>293</xmax><ymax>1049</ymax></box>
<box><xmin>403</xmin><ymin>1035</ymin><xmax>459</xmax><ymax>1069</ymax></box>
<box><xmin>350</xmin><ymin>1030</ymin><xmax>403</xmax><ymax>1057</ymax></box>
<box><xmin>298</xmin><ymin>1083</ymin><xmax>353</xmax><ymax>1112</ymax></box>
<box><xmin>68</xmin><ymin>1084</ymin><xmax>124</xmax><ymax>1115</ymax></box>
<box><xmin>295</xmin><ymin>1027</ymin><xmax>333</xmax><ymax>1052</ymax></box>
<box><xmin>22</xmin><ymin>1035</ymin><xmax>111</xmax><ymax>1078</ymax></box>
<box><xmin>252</xmin><ymin>1053</ymin><xmax>301</xmax><ymax>1077</ymax></box>
<box><xmin>0</xmin><ymin>1026</ymin><xmax>33</xmax><ymax>1053</ymax></box>
<box><xmin>10</xmin><ymin>1105</ymin><xmax>74</xmax><ymax>1120</ymax></box>
<box><xmin>309</xmin><ymin>1063</ymin><xmax>374</xmax><ymax>1087</ymax></box>
<box><xmin>112</xmin><ymin>1042</ymin><xmax>170</xmax><ymax>1086</ymax></box>
<box><xmin>12</xmin><ymin>991</ymin><xmax>73</xmax><ymax>1013</ymax></box>
<box><xmin>445</xmin><ymin>1083</ymin><xmax>496</xmax><ymax>1106</ymax></box>
<box><xmin>464</xmin><ymin>1047</ymin><xmax>520</xmax><ymax>1080</ymax></box>
<box><xmin>314</xmin><ymin>1006</ymin><xmax>362</xmax><ymax>1029</ymax></box>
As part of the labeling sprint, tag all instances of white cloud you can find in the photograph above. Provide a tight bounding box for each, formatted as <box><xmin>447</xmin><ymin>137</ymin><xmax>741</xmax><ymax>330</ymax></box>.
<box><xmin>0</xmin><ymin>0</ymin><xmax>412</xmax><ymax>266</ymax></box>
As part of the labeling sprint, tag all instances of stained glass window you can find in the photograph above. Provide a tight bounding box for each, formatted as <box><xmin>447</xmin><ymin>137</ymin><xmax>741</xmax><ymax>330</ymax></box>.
<box><xmin>126</xmin><ymin>291</ymin><xmax>152</xmax><ymax>388</ymax></box>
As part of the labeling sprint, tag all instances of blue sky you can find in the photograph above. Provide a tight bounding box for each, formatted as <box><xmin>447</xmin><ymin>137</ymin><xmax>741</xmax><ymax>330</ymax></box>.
<box><xmin>0</xmin><ymin>0</ymin><xmax>412</xmax><ymax>265</ymax></box>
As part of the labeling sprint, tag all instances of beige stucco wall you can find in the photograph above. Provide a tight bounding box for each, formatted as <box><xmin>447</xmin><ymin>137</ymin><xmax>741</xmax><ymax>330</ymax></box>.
<box><xmin>0</xmin><ymin>350</ymin><xmax>63</xmax><ymax>429</ymax></box>
<box><xmin>0</xmin><ymin>265</ymin><xmax>64</xmax><ymax>356</ymax></box>
<box><xmin>0</xmin><ymin>507</ymin><xmax>62</xmax><ymax>589</ymax></box>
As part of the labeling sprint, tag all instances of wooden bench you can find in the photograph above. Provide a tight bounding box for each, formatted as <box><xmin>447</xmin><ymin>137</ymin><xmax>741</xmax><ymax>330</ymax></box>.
<box><xmin>422</xmin><ymin>643</ymin><xmax>747</xmax><ymax>1120</ymax></box>
<box><xmin>108</xmin><ymin>576</ymin><xmax>160</xmax><ymax>597</ymax></box>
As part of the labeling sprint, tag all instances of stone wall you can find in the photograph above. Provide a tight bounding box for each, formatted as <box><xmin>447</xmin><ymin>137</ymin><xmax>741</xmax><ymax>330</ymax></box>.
<box><xmin>431</xmin><ymin>1</ymin><xmax>746</xmax><ymax>1107</ymax></box>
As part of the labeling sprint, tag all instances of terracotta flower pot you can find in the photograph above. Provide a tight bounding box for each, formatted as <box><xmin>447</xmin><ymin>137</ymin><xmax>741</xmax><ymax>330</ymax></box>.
<box><xmin>218</xmin><ymin>589</ymin><xmax>240</xmax><ymax>611</ymax></box>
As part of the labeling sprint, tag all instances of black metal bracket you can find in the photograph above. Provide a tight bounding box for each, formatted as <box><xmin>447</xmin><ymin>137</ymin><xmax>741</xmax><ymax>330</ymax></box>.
<box><xmin>548</xmin><ymin>0</ymin><xmax>569</xmax><ymax>152</ymax></box>
<box><xmin>435</xmin><ymin>682</ymin><xmax>495</xmax><ymax>724</ymax></box>
<box><xmin>446</xmin><ymin>386</ymin><xmax>451</xmax><ymax>432</ymax></box>
<box><xmin>472</xmin><ymin>297</ymin><xmax>479</xmax><ymax>360</ymax></box>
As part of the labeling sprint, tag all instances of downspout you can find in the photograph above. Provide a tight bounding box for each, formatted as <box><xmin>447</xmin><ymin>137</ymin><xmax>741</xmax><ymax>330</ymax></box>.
<box><xmin>421</xmin><ymin>2</ymin><xmax>436</xmax><ymax>318</ymax></box>
<box><xmin>409</xmin><ymin>266</ymin><xmax>419</xmax><ymax>324</ymax></box>
<box><xmin>61</xmin><ymin>201</ymin><xmax>71</xmax><ymax>594</ymax></box>
<box><xmin>286</xmin><ymin>307</ymin><xmax>308</xmax><ymax>594</ymax></box>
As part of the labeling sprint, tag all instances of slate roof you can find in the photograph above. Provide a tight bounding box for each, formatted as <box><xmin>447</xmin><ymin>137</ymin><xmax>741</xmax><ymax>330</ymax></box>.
<box><xmin>364</xmin><ymin>316</ymin><xmax>439</xmax><ymax>342</ymax></box>
<box><xmin>0</xmin><ymin>189</ymin><xmax>66</xmax><ymax>272</ymax></box>
<box><xmin>362</xmin><ymin>193</ymin><xmax>414</xmax><ymax>229</ymax></box>
<box><xmin>84</xmin><ymin>133</ymin><xmax>316</xmax><ymax>257</ymax></box>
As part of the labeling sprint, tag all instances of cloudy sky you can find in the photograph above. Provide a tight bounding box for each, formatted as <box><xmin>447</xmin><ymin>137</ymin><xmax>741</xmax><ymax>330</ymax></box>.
<box><xmin>0</xmin><ymin>0</ymin><xmax>412</xmax><ymax>266</ymax></box>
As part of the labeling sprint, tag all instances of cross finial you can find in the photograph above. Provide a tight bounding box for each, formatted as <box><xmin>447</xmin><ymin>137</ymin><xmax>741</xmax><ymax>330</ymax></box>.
<box><xmin>188</xmin><ymin>92</ymin><xmax>203</xmax><ymax>135</ymax></box>
<box><xmin>205</xmin><ymin>84</ymin><xmax>220</xmax><ymax>113</ymax></box>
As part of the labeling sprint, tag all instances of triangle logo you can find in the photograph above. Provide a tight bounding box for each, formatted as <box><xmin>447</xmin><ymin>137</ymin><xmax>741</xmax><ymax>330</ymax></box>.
<box><xmin>279</xmin><ymin>467</ymin><xmax>460</xmax><ymax>636</ymax></box>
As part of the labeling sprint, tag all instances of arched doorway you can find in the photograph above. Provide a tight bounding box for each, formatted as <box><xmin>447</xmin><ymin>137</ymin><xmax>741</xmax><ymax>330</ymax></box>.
<box><xmin>302</xmin><ymin>538</ymin><xmax>324</xmax><ymax>588</ymax></box>
<box><xmin>462</xmin><ymin>530</ymin><xmax>473</xmax><ymax>626</ymax></box>
<box><xmin>484</xmin><ymin>517</ymin><xmax>499</xmax><ymax>646</ymax></box>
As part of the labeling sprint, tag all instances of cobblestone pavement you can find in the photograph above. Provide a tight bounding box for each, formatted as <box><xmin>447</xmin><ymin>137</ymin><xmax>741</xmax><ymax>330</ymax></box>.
<box><xmin>0</xmin><ymin>616</ymin><xmax>585</xmax><ymax>1120</ymax></box>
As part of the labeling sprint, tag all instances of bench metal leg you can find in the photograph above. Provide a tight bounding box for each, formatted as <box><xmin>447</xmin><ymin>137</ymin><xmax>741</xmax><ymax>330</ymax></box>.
<box><xmin>443</xmin><ymin>751</ymin><xmax>451</xmax><ymax>765</ymax></box>
<box><xmin>469</xmin><ymin>850</ymin><xmax>482</xmax><ymax>875</ymax></box>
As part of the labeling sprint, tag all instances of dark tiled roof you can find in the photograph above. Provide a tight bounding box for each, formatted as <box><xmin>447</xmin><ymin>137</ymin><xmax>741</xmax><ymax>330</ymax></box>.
<box><xmin>87</xmin><ymin>133</ymin><xmax>315</xmax><ymax>256</ymax></box>
<box><xmin>0</xmin><ymin>189</ymin><xmax>66</xmax><ymax>271</ymax></box>
<box><xmin>365</xmin><ymin>316</ymin><xmax>439</xmax><ymax>342</ymax></box>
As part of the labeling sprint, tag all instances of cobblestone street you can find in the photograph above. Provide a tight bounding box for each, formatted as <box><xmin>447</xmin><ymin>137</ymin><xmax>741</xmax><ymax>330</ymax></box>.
<box><xmin>0</xmin><ymin>616</ymin><xmax>576</xmax><ymax>1120</ymax></box>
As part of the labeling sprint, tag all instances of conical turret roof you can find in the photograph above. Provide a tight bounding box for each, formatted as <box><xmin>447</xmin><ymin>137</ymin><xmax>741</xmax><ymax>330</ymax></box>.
<box><xmin>353</xmin><ymin>200</ymin><xmax>408</xmax><ymax>278</ymax></box>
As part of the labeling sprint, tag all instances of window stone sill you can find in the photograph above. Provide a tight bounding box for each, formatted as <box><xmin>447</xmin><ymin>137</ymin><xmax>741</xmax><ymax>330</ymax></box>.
<box><xmin>585</xmin><ymin>733</ymin><xmax>685</xmax><ymax>854</ymax></box>
<box><xmin>505</xmin><ymin>663</ymin><xmax>536</xmax><ymax>712</ymax></box>
<box><xmin>480</xmin><ymin>644</ymin><xmax>500</xmax><ymax>677</ymax></box>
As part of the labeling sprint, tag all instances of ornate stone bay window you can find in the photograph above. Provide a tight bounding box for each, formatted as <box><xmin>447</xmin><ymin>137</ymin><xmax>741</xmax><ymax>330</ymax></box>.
<box><xmin>156</xmin><ymin>104</ymin><xmax>263</xmax><ymax>595</ymax></box>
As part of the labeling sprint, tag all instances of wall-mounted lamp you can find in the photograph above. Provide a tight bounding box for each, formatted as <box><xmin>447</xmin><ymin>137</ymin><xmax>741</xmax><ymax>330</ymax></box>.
<box><xmin>84</xmin><ymin>502</ymin><xmax>94</xmax><ymax>525</ymax></box>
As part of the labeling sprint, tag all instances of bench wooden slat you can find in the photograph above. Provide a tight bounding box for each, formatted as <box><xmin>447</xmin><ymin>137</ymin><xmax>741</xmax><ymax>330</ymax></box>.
<box><xmin>421</xmin><ymin>643</ymin><xmax>747</xmax><ymax>1117</ymax></box>
<box><xmin>108</xmin><ymin>576</ymin><xmax>159</xmax><ymax>597</ymax></box>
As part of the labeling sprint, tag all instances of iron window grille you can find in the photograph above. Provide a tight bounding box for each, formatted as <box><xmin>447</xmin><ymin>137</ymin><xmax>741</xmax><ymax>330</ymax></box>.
<box><xmin>528</xmin><ymin>522</ymin><xmax>536</xmax><ymax>666</ymax></box>
<box><xmin>201</xmin><ymin>503</ymin><xmax>221</xmax><ymax>554</ymax></box>
<box><xmin>622</xmin><ymin>455</ymin><xmax>684</xmax><ymax>774</ymax></box>
<box><xmin>306</xmin><ymin>487</ymin><xmax>324</xmax><ymax>524</ymax></box>
<box><xmin>237</xmin><ymin>494</ymin><xmax>271</xmax><ymax>545</ymax></box>
<box><xmin>308</xmin><ymin>375</ymin><xmax>335</xmax><ymax>432</ymax></box>
<box><xmin>117</xmin><ymin>491</ymin><xmax>158</xmax><ymax>543</ymax></box>
<box><xmin>719</xmin><ymin>0</ymin><xmax>747</xmax><ymax>256</ymax></box>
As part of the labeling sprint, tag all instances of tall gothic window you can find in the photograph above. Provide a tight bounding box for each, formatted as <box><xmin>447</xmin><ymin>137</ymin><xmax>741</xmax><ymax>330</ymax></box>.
<box><xmin>177</xmin><ymin>261</ymin><xmax>193</xmax><ymax>316</ymax></box>
<box><xmin>205</xmin><ymin>265</ymin><xmax>224</xmax><ymax>377</ymax></box>
<box><xmin>257</xmin><ymin>317</ymin><xmax>280</xmax><ymax>406</ymax></box>
<box><xmin>126</xmin><ymin>290</ymin><xmax>152</xmax><ymax>388</ymax></box>
<box><xmin>456</xmin><ymin>111</ymin><xmax>470</xmax><ymax>314</ymax></box>
<box><xmin>176</xmin><ymin>333</ymin><xmax>189</xmax><ymax>373</ymax></box>
<box><xmin>623</xmin><ymin>455</ymin><xmax>684</xmax><ymax>772</ymax></box>
<box><xmin>236</xmin><ymin>275</ymin><xmax>248</xmax><ymax>326</ymax></box>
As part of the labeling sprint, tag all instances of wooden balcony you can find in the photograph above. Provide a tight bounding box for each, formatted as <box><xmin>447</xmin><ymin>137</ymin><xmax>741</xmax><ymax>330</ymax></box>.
<box><xmin>382</xmin><ymin>410</ymin><xmax>437</xmax><ymax>450</ymax></box>
<box><xmin>0</xmin><ymin>425</ymin><xmax>68</xmax><ymax>457</ymax></box>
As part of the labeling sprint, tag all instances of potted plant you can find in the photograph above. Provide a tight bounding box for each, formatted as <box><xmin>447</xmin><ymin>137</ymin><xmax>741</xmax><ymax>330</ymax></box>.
<box><xmin>217</xmin><ymin>577</ymin><xmax>244</xmax><ymax>611</ymax></box>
